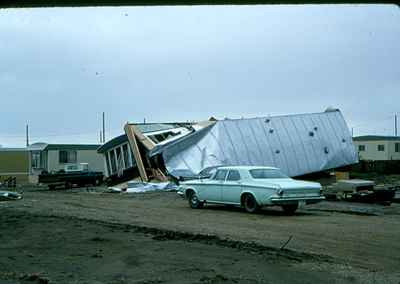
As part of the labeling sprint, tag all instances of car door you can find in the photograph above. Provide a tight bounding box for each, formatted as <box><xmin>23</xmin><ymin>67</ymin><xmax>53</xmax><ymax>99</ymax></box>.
<box><xmin>201</xmin><ymin>169</ymin><xmax>227</xmax><ymax>202</ymax></box>
<box><xmin>222</xmin><ymin>170</ymin><xmax>242</xmax><ymax>204</ymax></box>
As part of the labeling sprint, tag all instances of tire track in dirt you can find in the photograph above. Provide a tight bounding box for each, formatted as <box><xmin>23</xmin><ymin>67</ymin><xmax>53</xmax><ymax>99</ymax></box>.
<box><xmin>3</xmin><ymin>208</ymin><xmax>335</xmax><ymax>265</ymax></box>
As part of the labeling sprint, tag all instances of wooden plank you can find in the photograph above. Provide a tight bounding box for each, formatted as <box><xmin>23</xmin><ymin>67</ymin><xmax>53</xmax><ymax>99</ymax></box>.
<box><xmin>130</xmin><ymin>125</ymin><xmax>155</xmax><ymax>151</ymax></box>
<box><xmin>124</xmin><ymin>124</ymin><xmax>148</xmax><ymax>182</ymax></box>
<box><xmin>150</xmin><ymin>168</ymin><xmax>168</xmax><ymax>182</ymax></box>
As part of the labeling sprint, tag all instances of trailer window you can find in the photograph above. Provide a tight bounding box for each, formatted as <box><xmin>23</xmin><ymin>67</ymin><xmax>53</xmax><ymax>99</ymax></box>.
<box><xmin>59</xmin><ymin>150</ymin><xmax>77</xmax><ymax>164</ymax></box>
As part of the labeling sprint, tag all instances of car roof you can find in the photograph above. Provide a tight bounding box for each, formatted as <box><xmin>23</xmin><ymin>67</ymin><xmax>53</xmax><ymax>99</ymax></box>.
<box><xmin>216</xmin><ymin>166</ymin><xmax>279</xmax><ymax>171</ymax></box>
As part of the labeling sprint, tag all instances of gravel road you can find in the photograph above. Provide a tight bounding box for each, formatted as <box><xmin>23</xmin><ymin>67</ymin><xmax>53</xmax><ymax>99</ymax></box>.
<box><xmin>1</xmin><ymin>187</ymin><xmax>399</xmax><ymax>283</ymax></box>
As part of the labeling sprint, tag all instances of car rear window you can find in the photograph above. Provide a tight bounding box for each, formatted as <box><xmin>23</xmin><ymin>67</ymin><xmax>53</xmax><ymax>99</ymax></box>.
<box><xmin>249</xmin><ymin>169</ymin><xmax>288</xmax><ymax>179</ymax></box>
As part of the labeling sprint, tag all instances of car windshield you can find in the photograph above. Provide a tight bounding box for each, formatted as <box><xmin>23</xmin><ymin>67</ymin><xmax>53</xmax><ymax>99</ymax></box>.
<box><xmin>199</xmin><ymin>166</ymin><xmax>220</xmax><ymax>177</ymax></box>
<box><xmin>249</xmin><ymin>169</ymin><xmax>289</xmax><ymax>179</ymax></box>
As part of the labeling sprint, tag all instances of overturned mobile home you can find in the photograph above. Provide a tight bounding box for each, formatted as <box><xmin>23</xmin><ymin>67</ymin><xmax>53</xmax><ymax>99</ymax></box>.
<box><xmin>98</xmin><ymin>109</ymin><xmax>358</xmax><ymax>184</ymax></box>
<box><xmin>97</xmin><ymin>122</ymin><xmax>209</xmax><ymax>183</ymax></box>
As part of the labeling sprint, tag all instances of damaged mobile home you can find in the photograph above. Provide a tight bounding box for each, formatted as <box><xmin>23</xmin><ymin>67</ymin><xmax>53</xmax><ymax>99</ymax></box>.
<box><xmin>98</xmin><ymin>109</ymin><xmax>358</xmax><ymax>184</ymax></box>
<box><xmin>97</xmin><ymin>122</ymin><xmax>210</xmax><ymax>183</ymax></box>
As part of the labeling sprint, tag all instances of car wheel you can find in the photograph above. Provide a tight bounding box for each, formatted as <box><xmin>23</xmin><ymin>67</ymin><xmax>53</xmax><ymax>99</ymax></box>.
<box><xmin>188</xmin><ymin>191</ymin><xmax>203</xmax><ymax>209</ymax></box>
<box><xmin>243</xmin><ymin>194</ymin><xmax>259</xmax><ymax>213</ymax></box>
<box><xmin>282</xmin><ymin>203</ymin><xmax>298</xmax><ymax>215</ymax></box>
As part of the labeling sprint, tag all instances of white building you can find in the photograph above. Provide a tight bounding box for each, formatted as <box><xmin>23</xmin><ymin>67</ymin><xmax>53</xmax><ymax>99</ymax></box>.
<box><xmin>353</xmin><ymin>136</ymin><xmax>400</xmax><ymax>161</ymax></box>
<box><xmin>28</xmin><ymin>143</ymin><xmax>103</xmax><ymax>183</ymax></box>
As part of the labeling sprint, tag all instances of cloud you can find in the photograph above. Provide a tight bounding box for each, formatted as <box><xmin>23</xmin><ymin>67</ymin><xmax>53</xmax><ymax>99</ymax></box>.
<box><xmin>0</xmin><ymin>4</ymin><xmax>399</xmax><ymax>146</ymax></box>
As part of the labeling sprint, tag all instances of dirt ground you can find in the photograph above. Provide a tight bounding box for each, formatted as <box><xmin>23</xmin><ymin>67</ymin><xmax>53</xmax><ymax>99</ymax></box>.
<box><xmin>1</xmin><ymin>187</ymin><xmax>400</xmax><ymax>284</ymax></box>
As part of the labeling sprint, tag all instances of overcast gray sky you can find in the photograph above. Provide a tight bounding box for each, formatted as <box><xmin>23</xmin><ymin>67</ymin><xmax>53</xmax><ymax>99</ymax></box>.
<box><xmin>1</xmin><ymin>4</ymin><xmax>399</xmax><ymax>147</ymax></box>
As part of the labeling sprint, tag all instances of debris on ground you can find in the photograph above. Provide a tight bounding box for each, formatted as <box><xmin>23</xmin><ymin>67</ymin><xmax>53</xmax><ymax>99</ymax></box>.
<box><xmin>0</xmin><ymin>190</ymin><xmax>22</xmax><ymax>201</ymax></box>
<box><xmin>108</xmin><ymin>181</ymin><xmax>177</xmax><ymax>193</ymax></box>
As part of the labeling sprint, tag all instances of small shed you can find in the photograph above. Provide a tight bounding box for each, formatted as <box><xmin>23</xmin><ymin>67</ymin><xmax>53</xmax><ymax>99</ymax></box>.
<box><xmin>0</xmin><ymin>148</ymin><xmax>29</xmax><ymax>184</ymax></box>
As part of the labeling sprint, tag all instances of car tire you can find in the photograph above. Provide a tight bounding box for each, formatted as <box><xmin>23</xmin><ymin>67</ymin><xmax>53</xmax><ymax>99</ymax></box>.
<box><xmin>243</xmin><ymin>194</ymin><xmax>259</xmax><ymax>213</ymax></box>
<box><xmin>188</xmin><ymin>191</ymin><xmax>203</xmax><ymax>209</ymax></box>
<box><xmin>282</xmin><ymin>204</ymin><xmax>298</xmax><ymax>215</ymax></box>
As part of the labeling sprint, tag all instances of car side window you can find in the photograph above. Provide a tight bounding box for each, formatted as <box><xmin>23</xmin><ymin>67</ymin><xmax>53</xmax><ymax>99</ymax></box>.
<box><xmin>214</xmin><ymin>170</ymin><xmax>228</xmax><ymax>181</ymax></box>
<box><xmin>226</xmin><ymin>170</ymin><xmax>241</xmax><ymax>181</ymax></box>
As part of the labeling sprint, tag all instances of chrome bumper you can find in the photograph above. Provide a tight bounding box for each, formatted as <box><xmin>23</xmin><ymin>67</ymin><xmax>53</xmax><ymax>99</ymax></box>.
<box><xmin>270</xmin><ymin>196</ymin><xmax>325</xmax><ymax>205</ymax></box>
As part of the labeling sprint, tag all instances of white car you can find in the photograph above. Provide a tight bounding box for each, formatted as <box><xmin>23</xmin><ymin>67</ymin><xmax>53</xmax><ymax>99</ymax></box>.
<box><xmin>177</xmin><ymin>166</ymin><xmax>324</xmax><ymax>214</ymax></box>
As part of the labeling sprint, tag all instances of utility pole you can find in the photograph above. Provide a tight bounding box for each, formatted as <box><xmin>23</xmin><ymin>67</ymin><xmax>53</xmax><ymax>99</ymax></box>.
<box><xmin>102</xmin><ymin>112</ymin><xmax>105</xmax><ymax>143</ymax></box>
<box><xmin>395</xmin><ymin>114</ymin><xmax>398</xmax><ymax>137</ymax></box>
<box><xmin>99</xmin><ymin>130</ymin><xmax>102</xmax><ymax>143</ymax></box>
<box><xmin>26</xmin><ymin>124</ymin><xmax>29</xmax><ymax>147</ymax></box>
<box><xmin>351</xmin><ymin>127</ymin><xmax>354</xmax><ymax>137</ymax></box>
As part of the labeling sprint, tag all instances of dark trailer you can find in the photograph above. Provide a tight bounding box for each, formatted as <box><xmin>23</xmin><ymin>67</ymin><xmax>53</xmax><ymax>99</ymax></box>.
<box><xmin>39</xmin><ymin>164</ymin><xmax>103</xmax><ymax>190</ymax></box>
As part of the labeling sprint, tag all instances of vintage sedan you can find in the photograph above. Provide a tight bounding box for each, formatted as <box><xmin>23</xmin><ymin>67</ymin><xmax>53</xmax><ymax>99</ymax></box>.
<box><xmin>177</xmin><ymin>166</ymin><xmax>324</xmax><ymax>214</ymax></box>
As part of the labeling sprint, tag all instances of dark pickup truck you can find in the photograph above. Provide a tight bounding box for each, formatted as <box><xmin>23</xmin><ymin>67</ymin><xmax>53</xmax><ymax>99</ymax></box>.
<box><xmin>39</xmin><ymin>166</ymin><xmax>103</xmax><ymax>190</ymax></box>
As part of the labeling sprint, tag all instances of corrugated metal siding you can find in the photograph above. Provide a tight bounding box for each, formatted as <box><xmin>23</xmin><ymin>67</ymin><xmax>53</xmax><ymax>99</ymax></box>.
<box><xmin>161</xmin><ymin>110</ymin><xmax>358</xmax><ymax>177</ymax></box>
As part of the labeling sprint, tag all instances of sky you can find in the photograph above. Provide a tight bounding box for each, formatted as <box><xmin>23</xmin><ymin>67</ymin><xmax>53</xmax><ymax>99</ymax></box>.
<box><xmin>0</xmin><ymin>4</ymin><xmax>399</xmax><ymax>147</ymax></box>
